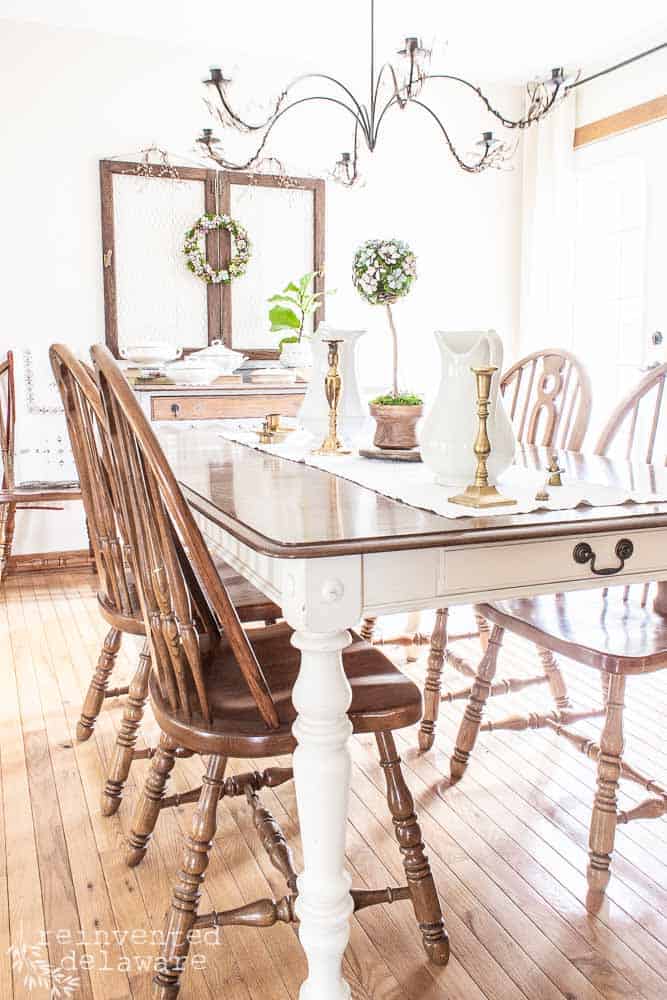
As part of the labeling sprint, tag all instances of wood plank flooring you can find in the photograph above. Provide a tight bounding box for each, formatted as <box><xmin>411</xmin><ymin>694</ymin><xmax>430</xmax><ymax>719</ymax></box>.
<box><xmin>0</xmin><ymin>571</ymin><xmax>665</xmax><ymax>999</ymax></box>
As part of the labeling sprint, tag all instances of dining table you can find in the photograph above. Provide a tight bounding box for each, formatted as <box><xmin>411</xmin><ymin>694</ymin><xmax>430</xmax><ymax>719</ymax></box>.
<box><xmin>158</xmin><ymin>422</ymin><xmax>667</xmax><ymax>1000</ymax></box>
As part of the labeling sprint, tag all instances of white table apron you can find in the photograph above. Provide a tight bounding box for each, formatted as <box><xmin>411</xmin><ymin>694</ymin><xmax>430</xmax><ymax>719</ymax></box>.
<box><xmin>183</xmin><ymin>455</ymin><xmax>667</xmax><ymax>1000</ymax></box>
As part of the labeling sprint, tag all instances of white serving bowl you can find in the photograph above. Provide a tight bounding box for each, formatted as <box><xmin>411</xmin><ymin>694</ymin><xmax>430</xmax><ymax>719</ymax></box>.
<box><xmin>120</xmin><ymin>343</ymin><xmax>183</xmax><ymax>365</ymax></box>
<box><xmin>187</xmin><ymin>339</ymin><xmax>247</xmax><ymax>374</ymax></box>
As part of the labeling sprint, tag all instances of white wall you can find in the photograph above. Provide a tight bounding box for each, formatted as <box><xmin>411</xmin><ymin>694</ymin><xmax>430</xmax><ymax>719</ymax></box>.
<box><xmin>0</xmin><ymin>18</ymin><xmax>523</xmax><ymax>553</ymax></box>
<box><xmin>576</xmin><ymin>50</ymin><xmax>666</xmax><ymax>125</ymax></box>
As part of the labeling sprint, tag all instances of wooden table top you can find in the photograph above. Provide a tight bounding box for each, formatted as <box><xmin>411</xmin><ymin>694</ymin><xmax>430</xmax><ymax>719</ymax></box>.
<box><xmin>158</xmin><ymin>424</ymin><xmax>667</xmax><ymax>558</ymax></box>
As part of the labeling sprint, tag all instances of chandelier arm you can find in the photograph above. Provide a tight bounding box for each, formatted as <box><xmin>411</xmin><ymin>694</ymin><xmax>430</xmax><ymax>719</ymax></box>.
<box><xmin>371</xmin><ymin>61</ymin><xmax>408</xmax><ymax>126</ymax></box>
<box><xmin>422</xmin><ymin>74</ymin><xmax>562</xmax><ymax>129</ymax></box>
<box><xmin>212</xmin><ymin>73</ymin><xmax>372</xmax><ymax>140</ymax></box>
<box><xmin>291</xmin><ymin>74</ymin><xmax>372</xmax><ymax>137</ymax></box>
<box><xmin>408</xmin><ymin>99</ymin><xmax>492</xmax><ymax>173</ymax></box>
<box><xmin>203</xmin><ymin>95</ymin><xmax>371</xmax><ymax>171</ymax></box>
<box><xmin>211</xmin><ymin>78</ymin><xmax>285</xmax><ymax>132</ymax></box>
<box><xmin>371</xmin><ymin>91</ymin><xmax>401</xmax><ymax>147</ymax></box>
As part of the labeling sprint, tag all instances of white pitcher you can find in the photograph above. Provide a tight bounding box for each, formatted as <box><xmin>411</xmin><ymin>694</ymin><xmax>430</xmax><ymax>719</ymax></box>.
<box><xmin>420</xmin><ymin>330</ymin><xmax>516</xmax><ymax>487</ymax></box>
<box><xmin>298</xmin><ymin>323</ymin><xmax>370</xmax><ymax>444</ymax></box>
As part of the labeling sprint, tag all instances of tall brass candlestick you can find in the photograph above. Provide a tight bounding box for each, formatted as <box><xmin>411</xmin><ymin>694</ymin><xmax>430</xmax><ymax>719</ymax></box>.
<box><xmin>448</xmin><ymin>365</ymin><xmax>517</xmax><ymax>508</ymax></box>
<box><xmin>312</xmin><ymin>339</ymin><xmax>351</xmax><ymax>456</ymax></box>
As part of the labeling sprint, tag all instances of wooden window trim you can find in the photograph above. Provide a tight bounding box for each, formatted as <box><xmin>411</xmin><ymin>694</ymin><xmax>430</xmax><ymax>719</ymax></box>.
<box><xmin>100</xmin><ymin>161</ymin><xmax>326</xmax><ymax>361</ymax></box>
<box><xmin>574</xmin><ymin>95</ymin><xmax>667</xmax><ymax>149</ymax></box>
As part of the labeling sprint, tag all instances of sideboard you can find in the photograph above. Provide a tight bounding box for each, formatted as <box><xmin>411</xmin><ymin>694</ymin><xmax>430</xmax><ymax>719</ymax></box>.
<box><xmin>133</xmin><ymin>383</ymin><xmax>306</xmax><ymax>422</ymax></box>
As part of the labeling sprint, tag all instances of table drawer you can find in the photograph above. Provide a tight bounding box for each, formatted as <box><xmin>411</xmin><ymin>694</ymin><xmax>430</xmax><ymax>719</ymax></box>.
<box><xmin>445</xmin><ymin>528</ymin><xmax>666</xmax><ymax>599</ymax></box>
<box><xmin>151</xmin><ymin>392</ymin><xmax>304</xmax><ymax>421</ymax></box>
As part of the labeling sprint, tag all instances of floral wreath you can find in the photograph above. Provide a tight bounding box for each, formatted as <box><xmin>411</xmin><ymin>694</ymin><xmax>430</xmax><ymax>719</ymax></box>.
<box><xmin>352</xmin><ymin>238</ymin><xmax>417</xmax><ymax>305</ymax></box>
<box><xmin>183</xmin><ymin>213</ymin><xmax>251</xmax><ymax>285</ymax></box>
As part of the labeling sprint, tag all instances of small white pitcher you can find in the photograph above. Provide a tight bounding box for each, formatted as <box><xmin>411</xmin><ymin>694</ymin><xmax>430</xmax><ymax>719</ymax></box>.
<box><xmin>420</xmin><ymin>329</ymin><xmax>516</xmax><ymax>487</ymax></box>
<box><xmin>298</xmin><ymin>323</ymin><xmax>370</xmax><ymax>444</ymax></box>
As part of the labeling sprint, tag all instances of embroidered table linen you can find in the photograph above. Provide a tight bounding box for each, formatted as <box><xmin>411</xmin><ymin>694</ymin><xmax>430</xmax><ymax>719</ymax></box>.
<box><xmin>6</xmin><ymin>348</ymin><xmax>78</xmax><ymax>487</ymax></box>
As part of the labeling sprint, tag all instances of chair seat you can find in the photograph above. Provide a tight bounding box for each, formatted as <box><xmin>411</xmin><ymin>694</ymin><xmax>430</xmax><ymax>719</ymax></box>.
<box><xmin>97</xmin><ymin>554</ymin><xmax>281</xmax><ymax>635</ymax></box>
<box><xmin>150</xmin><ymin>622</ymin><xmax>422</xmax><ymax>757</ymax></box>
<box><xmin>480</xmin><ymin>582</ymin><xmax>667</xmax><ymax>675</ymax></box>
<box><xmin>214</xmin><ymin>556</ymin><xmax>281</xmax><ymax>623</ymax></box>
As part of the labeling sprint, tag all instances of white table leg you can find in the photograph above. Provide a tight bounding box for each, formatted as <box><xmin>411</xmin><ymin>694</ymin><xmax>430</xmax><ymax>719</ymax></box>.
<box><xmin>281</xmin><ymin>556</ymin><xmax>363</xmax><ymax>1000</ymax></box>
<box><xmin>291</xmin><ymin>628</ymin><xmax>354</xmax><ymax>1000</ymax></box>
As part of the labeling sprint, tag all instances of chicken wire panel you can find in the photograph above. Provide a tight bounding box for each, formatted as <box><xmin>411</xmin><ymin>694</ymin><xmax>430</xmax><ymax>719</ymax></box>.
<box><xmin>113</xmin><ymin>172</ymin><xmax>209</xmax><ymax>351</ymax></box>
<box><xmin>228</xmin><ymin>183</ymin><xmax>315</xmax><ymax>351</ymax></box>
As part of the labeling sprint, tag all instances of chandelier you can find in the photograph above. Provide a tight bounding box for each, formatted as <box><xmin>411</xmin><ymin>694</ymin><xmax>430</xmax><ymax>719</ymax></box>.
<box><xmin>197</xmin><ymin>0</ymin><xmax>579</xmax><ymax>185</ymax></box>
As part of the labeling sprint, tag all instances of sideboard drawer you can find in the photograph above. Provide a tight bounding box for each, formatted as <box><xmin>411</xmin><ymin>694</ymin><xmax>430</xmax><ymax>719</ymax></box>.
<box><xmin>445</xmin><ymin>528</ymin><xmax>667</xmax><ymax>599</ymax></box>
<box><xmin>151</xmin><ymin>392</ymin><xmax>305</xmax><ymax>421</ymax></box>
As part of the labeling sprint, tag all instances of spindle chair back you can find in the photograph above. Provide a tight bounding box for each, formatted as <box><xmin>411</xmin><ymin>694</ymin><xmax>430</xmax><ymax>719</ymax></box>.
<box><xmin>594</xmin><ymin>363</ymin><xmax>667</xmax><ymax>463</ymax></box>
<box><xmin>91</xmin><ymin>343</ymin><xmax>280</xmax><ymax>731</ymax></box>
<box><xmin>501</xmin><ymin>348</ymin><xmax>592</xmax><ymax>451</ymax></box>
<box><xmin>50</xmin><ymin>345</ymin><xmax>137</xmax><ymax>619</ymax></box>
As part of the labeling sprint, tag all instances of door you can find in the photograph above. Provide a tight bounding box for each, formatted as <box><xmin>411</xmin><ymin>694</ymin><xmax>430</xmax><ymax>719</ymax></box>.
<box><xmin>572</xmin><ymin>118</ymin><xmax>666</xmax><ymax>443</ymax></box>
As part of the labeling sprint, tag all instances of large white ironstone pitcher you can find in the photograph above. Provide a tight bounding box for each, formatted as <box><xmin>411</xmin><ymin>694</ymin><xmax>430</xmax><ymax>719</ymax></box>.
<box><xmin>420</xmin><ymin>329</ymin><xmax>516</xmax><ymax>487</ymax></box>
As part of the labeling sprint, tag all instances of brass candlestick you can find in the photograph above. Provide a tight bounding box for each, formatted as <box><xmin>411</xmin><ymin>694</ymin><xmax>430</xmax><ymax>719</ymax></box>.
<box><xmin>449</xmin><ymin>365</ymin><xmax>517</xmax><ymax>509</ymax></box>
<box><xmin>312</xmin><ymin>339</ymin><xmax>351</xmax><ymax>456</ymax></box>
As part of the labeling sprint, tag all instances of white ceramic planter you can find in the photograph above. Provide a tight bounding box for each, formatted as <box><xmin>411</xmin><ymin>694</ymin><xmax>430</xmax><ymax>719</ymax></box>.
<box><xmin>298</xmin><ymin>324</ymin><xmax>370</xmax><ymax>444</ymax></box>
<box><xmin>280</xmin><ymin>340</ymin><xmax>312</xmax><ymax>368</ymax></box>
<box><xmin>420</xmin><ymin>329</ymin><xmax>516</xmax><ymax>487</ymax></box>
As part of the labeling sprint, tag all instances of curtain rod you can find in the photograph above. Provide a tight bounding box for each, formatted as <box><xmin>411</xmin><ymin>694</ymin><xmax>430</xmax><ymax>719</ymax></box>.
<box><xmin>571</xmin><ymin>40</ymin><xmax>666</xmax><ymax>89</ymax></box>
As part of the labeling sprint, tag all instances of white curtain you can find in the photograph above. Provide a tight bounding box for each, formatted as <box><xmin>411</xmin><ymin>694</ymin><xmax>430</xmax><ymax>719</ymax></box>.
<box><xmin>518</xmin><ymin>96</ymin><xmax>577</xmax><ymax>357</ymax></box>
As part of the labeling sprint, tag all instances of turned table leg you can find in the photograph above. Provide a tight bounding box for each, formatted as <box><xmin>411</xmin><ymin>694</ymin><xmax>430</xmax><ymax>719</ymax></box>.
<box><xmin>291</xmin><ymin>627</ymin><xmax>354</xmax><ymax>1000</ymax></box>
<box><xmin>450</xmin><ymin>624</ymin><xmax>504</xmax><ymax>782</ymax></box>
<box><xmin>418</xmin><ymin>608</ymin><xmax>448</xmax><ymax>753</ymax></box>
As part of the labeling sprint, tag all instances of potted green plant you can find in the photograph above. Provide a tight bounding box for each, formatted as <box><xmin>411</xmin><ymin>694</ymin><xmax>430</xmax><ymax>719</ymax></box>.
<box><xmin>352</xmin><ymin>238</ymin><xmax>423</xmax><ymax>449</ymax></box>
<box><xmin>268</xmin><ymin>271</ymin><xmax>331</xmax><ymax>368</ymax></box>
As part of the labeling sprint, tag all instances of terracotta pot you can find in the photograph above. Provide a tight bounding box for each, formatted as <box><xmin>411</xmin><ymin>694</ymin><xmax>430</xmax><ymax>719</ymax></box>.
<box><xmin>369</xmin><ymin>402</ymin><xmax>423</xmax><ymax>450</ymax></box>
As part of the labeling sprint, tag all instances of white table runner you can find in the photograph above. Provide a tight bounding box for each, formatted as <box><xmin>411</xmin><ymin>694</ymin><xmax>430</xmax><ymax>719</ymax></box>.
<box><xmin>217</xmin><ymin>424</ymin><xmax>667</xmax><ymax>520</ymax></box>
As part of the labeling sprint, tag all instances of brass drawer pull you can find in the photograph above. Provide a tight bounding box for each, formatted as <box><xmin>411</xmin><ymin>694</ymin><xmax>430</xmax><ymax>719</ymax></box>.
<box><xmin>170</xmin><ymin>402</ymin><xmax>181</xmax><ymax>417</ymax></box>
<box><xmin>573</xmin><ymin>538</ymin><xmax>634</xmax><ymax>576</ymax></box>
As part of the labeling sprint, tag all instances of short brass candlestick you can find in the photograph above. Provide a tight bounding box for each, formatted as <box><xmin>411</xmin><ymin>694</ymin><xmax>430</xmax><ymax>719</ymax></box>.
<box><xmin>449</xmin><ymin>365</ymin><xmax>517</xmax><ymax>509</ymax></box>
<box><xmin>312</xmin><ymin>339</ymin><xmax>351</xmax><ymax>456</ymax></box>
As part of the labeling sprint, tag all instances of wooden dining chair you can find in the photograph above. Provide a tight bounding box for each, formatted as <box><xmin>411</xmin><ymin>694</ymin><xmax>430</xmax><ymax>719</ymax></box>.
<box><xmin>0</xmin><ymin>350</ymin><xmax>82</xmax><ymax>580</ymax></box>
<box><xmin>49</xmin><ymin>344</ymin><xmax>282</xmax><ymax>820</ymax></box>
<box><xmin>91</xmin><ymin>343</ymin><xmax>449</xmax><ymax>998</ymax></box>
<box><xmin>449</xmin><ymin>362</ymin><xmax>667</xmax><ymax>892</ymax></box>
<box><xmin>418</xmin><ymin>348</ymin><xmax>593</xmax><ymax>752</ymax></box>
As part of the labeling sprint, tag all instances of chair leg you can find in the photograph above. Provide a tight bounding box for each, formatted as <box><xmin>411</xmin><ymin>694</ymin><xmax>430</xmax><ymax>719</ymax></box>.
<box><xmin>375</xmin><ymin>731</ymin><xmax>449</xmax><ymax>966</ymax></box>
<box><xmin>450</xmin><ymin>625</ymin><xmax>504</xmax><ymax>782</ymax></box>
<box><xmin>588</xmin><ymin>673</ymin><xmax>625</xmax><ymax>893</ymax></box>
<box><xmin>154</xmin><ymin>754</ymin><xmax>228</xmax><ymax>999</ymax></box>
<box><xmin>101</xmin><ymin>641</ymin><xmax>151</xmax><ymax>816</ymax></box>
<box><xmin>474</xmin><ymin>608</ymin><xmax>491</xmax><ymax>652</ymax></box>
<box><xmin>360</xmin><ymin>616</ymin><xmax>377</xmax><ymax>642</ymax></box>
<box><xmin>537</xmin><ymin>646</ymin><xmax>571</xmax><ymax>711</ymax></box>
<box><xmin>126</xmin><ymin>733</ymin><xmax>178</xmax><ymax>867</ymax></box>
<box><xmin>418</xmin><ymin>608</ymin><xmax>448</xmax><ymax>753</ymax></box>
<box><xmin>0</xmin><ymin>501</ymin><xmax>16</xmax><ymax>582</ymax></box>
<box><xmin>76</xmin><ymin>626</ymin><xmax>122</xmax><ymax>741</ymax></box>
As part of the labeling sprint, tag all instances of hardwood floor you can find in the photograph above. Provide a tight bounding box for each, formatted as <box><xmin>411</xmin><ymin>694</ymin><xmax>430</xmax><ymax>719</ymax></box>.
<box><xmin>1</xmin><ymin>571</ymin><xmax>665</xmax><ymax>999</ymax></box>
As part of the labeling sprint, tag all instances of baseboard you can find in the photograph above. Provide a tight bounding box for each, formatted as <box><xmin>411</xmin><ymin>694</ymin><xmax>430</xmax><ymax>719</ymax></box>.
<box><xmin>6</xmin><ymin>549</ymin><xmax>96</xmax><ymax>576</ymax></box>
